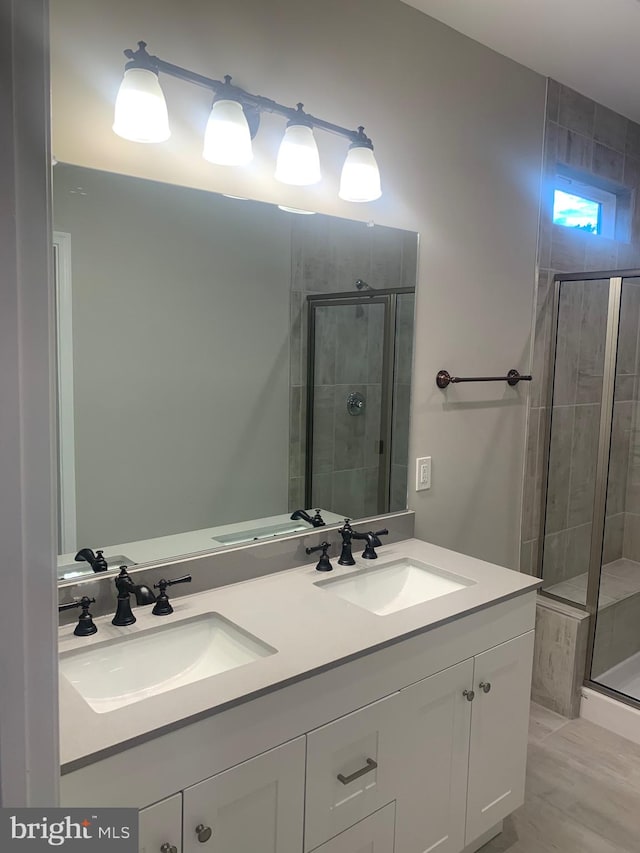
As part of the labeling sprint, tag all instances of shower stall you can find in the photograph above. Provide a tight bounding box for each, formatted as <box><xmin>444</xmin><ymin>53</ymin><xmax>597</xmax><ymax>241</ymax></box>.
<box><xmin>304</xmin><ymin>288</ymin><xmax>414</xmax><ymax>520</ymax></box>
<box><xmin>539</xmin><ymin>269</ymin><xmax>640</xmax><ymax>710</ymax></box>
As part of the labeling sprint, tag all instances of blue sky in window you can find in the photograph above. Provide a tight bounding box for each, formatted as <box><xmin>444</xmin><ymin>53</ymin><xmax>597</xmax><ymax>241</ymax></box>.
<box><xmin>553</xmin><ymin>190</ymin><xmax>600</xmax><ymax>232</ymax></box>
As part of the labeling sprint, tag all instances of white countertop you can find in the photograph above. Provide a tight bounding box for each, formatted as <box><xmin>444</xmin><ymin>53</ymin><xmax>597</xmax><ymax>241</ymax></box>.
<box><xmin>58</xmin><ymin>538</ymin><xmax>540</xmax><ymax>769</ymax></box>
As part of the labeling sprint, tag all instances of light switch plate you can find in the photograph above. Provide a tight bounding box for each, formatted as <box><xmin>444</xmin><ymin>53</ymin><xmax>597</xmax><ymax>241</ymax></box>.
<box><xmin>416</xmin><ymin>456</ymin><xmax>431</xmax><ymax>491</ymax></box>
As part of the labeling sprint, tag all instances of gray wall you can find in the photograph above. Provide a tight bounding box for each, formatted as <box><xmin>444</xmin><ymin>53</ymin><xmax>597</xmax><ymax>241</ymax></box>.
<box><xmin>53</xmin><ymin>165</ymin><xmax>292</xmax><ymax>547</ymax></box>
<box><xmin>51</xmin><ymin>0</ymin><xmax>546</xmax><ymax>569</ymax></box>
<box><xmin>523</xmin><ymin>81</ymin><xmax>640</xmax><ymax>583</ymax></box>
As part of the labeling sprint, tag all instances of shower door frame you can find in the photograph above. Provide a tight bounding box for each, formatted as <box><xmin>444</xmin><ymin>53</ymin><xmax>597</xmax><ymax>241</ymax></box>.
<box><xmin>537</xmin><ymin>268</ymin><xmax>640</xmax><ymax>709</ymax></box>
<box><xmin>305</xmin><ymin>288</ymin><xmax>414</xmax><ymax>515</ymax></box>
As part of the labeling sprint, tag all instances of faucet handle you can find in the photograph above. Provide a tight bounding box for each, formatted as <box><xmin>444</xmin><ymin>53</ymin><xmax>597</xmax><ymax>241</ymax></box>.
<box><xmin>164</xmin><ymin>574</ymin><xmax>192</xmax><ymax>587</ymax></box>
<box><xmin>371</xmin><ymin>528</ymin><xmax>389</xmax><ymax>547</ymax></box>
<box><xmin>306</xmin><ymin>541</ymin><xmax>333</xmax><ymax>572</ymax></box>
<box><xmin>59</xmin><ymin>596</ymin><xmax>98</xmax><ymax>637</ymax></box>
<box><xmin>358</xmin><ymin>529</ymin><xmax>388</xmax><ymax>560</ymax></box>
<box><xmin>312</xmin><ymin>509</ymin><xmax>326</xmax><ymax>527</ymax></box>
<box><xmin>152</xmin><ymin>574</ymin><xmax>192</xmax><ymax>616</ymax></box>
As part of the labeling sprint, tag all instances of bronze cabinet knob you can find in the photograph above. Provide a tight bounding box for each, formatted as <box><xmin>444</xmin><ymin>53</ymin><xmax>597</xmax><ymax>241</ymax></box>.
<box><xmin>195</xmin><ymin>824</ymin><xmax>213</xmax><ymax>843</ymax></box>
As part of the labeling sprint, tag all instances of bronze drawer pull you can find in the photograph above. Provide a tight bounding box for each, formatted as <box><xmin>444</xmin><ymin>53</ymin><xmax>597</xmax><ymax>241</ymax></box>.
<box><xmin>337</xmin><ymin>757</ymin><xmax>378</xmax><ymax>785</ymax></box>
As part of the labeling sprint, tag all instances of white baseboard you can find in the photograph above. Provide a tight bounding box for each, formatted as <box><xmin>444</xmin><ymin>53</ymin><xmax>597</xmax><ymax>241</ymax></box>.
<box><xmin>580</xmin><ymin>687</ymin><xmax>640</xmax><ymax>746</ymax></box>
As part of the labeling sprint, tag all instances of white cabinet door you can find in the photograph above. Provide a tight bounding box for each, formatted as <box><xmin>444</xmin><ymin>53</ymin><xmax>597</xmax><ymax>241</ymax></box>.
<box><xmin>305</xmin><ymin>693</ymin><xmax>400</xmax><ymax>852</ymax></box>
<box><xmin>312</xmin><ymin>803</ymin><xmax>395</xmax><ymax>853</ymax></box>
<box><xmin>395</xmin><ymin>659</ymin><xmax>473</xmax><ymax>853</ymax></box>
<box><xmin>139</xmin><ymin>793</ymin><xmax>182</xmax><ymax>853</ymax></box>
<box><xmin>182</xmin><ymin>737</ymin><xmax>305</xmax><ymax>853</ymax></box>
<box><xmin>465</xmin><ymin>630</ymin><xmax>534</xmax><ymax>845</ymax></box>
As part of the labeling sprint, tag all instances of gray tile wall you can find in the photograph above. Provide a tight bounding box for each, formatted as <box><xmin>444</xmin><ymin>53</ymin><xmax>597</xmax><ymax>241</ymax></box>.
<box><xmin>522</xmin><ymin>80</ymin><xmax>640</xmax><ymax>596</ymax></box>
<box><xmin>288</xmin><ymin>215</ymin><xmax>417</xmax><ymax>518</ymax></box>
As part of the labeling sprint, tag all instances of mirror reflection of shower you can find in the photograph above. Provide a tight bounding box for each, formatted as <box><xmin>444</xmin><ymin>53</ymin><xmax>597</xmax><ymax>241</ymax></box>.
<box><xmin>304</xmin><ymin>287</ymin><xmax>414</xmax><ymax>519</ymax></box>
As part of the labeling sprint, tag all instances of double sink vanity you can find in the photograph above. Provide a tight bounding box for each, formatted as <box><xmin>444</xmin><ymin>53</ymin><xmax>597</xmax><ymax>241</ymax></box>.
<box><xmin>58</xmin><ymin>532</ymin><xmax>540</xmax><ymax>853</ymax></box>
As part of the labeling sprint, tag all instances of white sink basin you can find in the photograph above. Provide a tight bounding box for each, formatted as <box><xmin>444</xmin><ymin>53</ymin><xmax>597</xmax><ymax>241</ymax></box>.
<box><xmin>214</xmin><ymin>522</ymin><xmax>309</xmax><ymax>545</ymax></box>
<box><xmin>315</xmin><ymin>558</ymin><xmax>475</xmax><ymax>615</ymax></box>
<box><xmin>59</xmin><ymin>613</ymin><xmax>276</xmax><ymax>713</ymax></box>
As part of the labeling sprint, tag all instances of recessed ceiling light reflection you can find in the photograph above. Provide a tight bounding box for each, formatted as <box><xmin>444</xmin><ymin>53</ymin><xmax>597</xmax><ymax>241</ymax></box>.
<box><xmin>277</xmin><ymin>205</ymin><xmax>316</xmax><ymax>215</ymax></box>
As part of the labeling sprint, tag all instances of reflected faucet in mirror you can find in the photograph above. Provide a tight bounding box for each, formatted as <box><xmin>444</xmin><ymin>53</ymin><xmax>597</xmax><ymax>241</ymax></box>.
<box><xmin>290</xmin><ymin>509</ymin><xmax>325</xmax><ymax>528</ymax></box>
<box><xmin>74</xmin><ymin>548</ymin><xmax>108</xmax><ymax>573</ymax></box>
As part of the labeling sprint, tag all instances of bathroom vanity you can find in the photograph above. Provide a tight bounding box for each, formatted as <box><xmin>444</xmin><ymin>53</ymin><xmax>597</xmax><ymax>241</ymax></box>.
<box><xmin>58</xmin><ymin>539</ymin><xmax>540</xmax><ymax>853</ymax></box>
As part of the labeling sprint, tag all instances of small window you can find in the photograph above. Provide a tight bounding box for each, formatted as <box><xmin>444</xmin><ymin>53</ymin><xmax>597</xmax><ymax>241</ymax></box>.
<box><xmin>553</xmin><ymin>174</ymin><xmax>617</xmax><ymax>238</ymax></box>
<box><xmin>553</xmin><ymin>190</ymin><xmax>601</xmax><ymax>233</ymax></box>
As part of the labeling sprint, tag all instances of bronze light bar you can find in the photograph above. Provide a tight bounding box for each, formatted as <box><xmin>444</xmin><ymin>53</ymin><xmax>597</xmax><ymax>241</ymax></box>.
<box><xmin>122</xmin><ymin>41</ymin><xmax>373</xmax><ymax>147</ymax></box>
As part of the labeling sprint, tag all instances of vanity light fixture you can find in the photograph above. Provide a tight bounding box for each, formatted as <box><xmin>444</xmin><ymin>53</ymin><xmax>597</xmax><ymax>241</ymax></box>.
<box><xmin>113</xmin><ymin>42</ymin><xmax>382</xmax><ymax>202</ymax></box>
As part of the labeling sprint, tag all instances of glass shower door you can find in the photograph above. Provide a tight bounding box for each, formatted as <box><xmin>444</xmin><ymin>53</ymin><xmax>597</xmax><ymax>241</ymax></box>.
<box><xmin>538</xmin><ymin>270</ymin><xmax>640</xmax><ymax>710</ymax></box>
<box><xmin>540</xmin><ymin>277</ymin><xmax>612</xmax><ymax>607</ymax></box>
<box><xmin>590</xmin><ymin>276</ymin><xmax>640</xmax><ymax>704</ymax></box>
<box><xmin>306</xmin><ymin>297</ymin><xmax>388</xmax><ymax>519</ymax></box>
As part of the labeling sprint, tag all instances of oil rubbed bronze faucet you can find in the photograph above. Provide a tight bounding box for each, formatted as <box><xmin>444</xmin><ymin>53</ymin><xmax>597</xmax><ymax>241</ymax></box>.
<box><xmin>337</xmin><ymin>519</ymin><xmax>356</xmax><ymax>566</ymax></box>
<box><xmin>112</xmin><ymin>566</ymin><xmax>157</xmax><ymax>626</ymax></box>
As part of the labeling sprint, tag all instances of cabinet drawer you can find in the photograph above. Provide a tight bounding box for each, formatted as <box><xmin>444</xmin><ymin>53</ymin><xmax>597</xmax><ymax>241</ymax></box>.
<box><xmin>305</xmin><ymin>693</ymin><xmax>400</xmax><ymax>852</ymax></box>
<box><xmin>139</xmin><ymin>793</ymin><xmax>182</xmax><ymax>853</ymax></box>
<box><xmin>183</xmin><ymin>737</ymin><xmax>305</xmax><ymax>853</ymax></box>
<box><xmin>311</xmin><ymin>803</ymin><xmax>395</xmax><ymax>853</ymax></box>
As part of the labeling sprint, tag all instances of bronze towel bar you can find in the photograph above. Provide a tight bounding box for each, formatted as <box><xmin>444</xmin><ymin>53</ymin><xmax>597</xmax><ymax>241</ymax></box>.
<box><xmin>436</xmin><ymin>369</ymin><xmax>532</xmax><ymax>389</ymax></box>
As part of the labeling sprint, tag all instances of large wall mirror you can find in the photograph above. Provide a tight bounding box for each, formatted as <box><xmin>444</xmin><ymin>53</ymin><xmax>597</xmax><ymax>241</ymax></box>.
<box><xmin>53</xmin><ymin>163</ymin><xmax>418</xmax><ymax>580</ymax></box>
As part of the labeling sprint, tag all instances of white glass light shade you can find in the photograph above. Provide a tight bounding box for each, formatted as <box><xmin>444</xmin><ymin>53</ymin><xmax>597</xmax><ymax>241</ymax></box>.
<box><xmin>274</xmin><ymin>124</ymin><xmax>321</xmax><ymax>186</ymax></box>
<box><xmin>112</xmin><ymin>68</ymin><xmax>170</xmax><ymax>143</ymax></box>
<box><xmin>202</xmin><ymin>100</ymin><xmax>253</xmax><ymax>165</ymax></box>
<box><xmin>339</xmin><ymin>145</ymin><xmax>382</xmax><ymax>202</ymax></box>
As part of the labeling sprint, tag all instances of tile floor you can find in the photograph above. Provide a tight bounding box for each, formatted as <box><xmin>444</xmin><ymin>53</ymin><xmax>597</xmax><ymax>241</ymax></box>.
<box><xmin>546</xmin><ymin>557</ymin><xmax>640</xmax><ymax>606</ymax></box>
<box><xmin>480</xmin><ymin>702</ymin><xmax>640</xmax><ymax>852</ymax></box>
